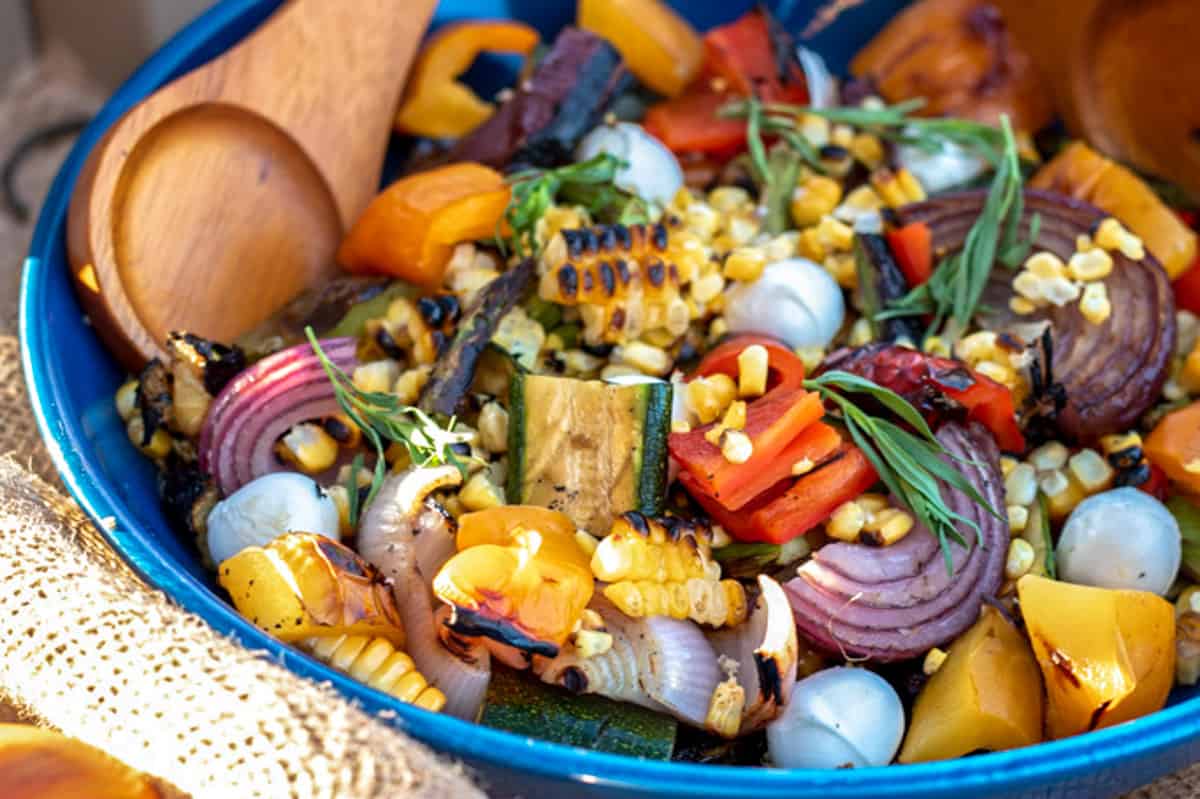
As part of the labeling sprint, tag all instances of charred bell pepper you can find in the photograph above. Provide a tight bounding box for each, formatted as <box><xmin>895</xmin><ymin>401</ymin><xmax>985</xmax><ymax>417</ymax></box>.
<box><xmin>219</xmin><ymin>532</ymin><xmax>406</xmax><ymax>646</ymax></box>
<box><xmin>693</xmin><ymin>334</ymin><xmax>806</xmax><ymax>393</ymax></box>
<box><xmin>433</xmin><ymin>506</ymin><xmax>594</xmax><ymax>657</ymax></box>
<box><xmin>886</xmin><ymin>222</ymin><xmax>934</xmax><ymax>286</ymax></box>
<box><xmin>823</xmin><ymin>344</ymin><xmax>1026</xmax><ymax>453</ymax></box>
<box><xmin>701</xmin><ymin>8</ymin><xmax>808</xmax><ymax>104</ymax></box>
<box><xmin>591</xmin><ymin>512</ymin><xmax>747</xmax><ymax>627</ymax></box>
<box><xmin>394</xmin><ymin>21</ymin><xmax>541</xmax><ymax>139</ymax></box>
<box><xmin>1145</xmin><ymin>400</ymin><xmax>1200</xmax><ymax>497</ymax></box>
<box><xmin>338</xmin><ymin>163</ymin><xmax>511</xmax><ymax>287</ymax></box>
<box><xmin>578</xmin><ymin>0</ymin><xmax>704</xmax><ymax>98</ymax></box>
<box><xmin>643</xmin><ymin>90</ymin><xmax>749</xmax><ymax>157</ymax></box>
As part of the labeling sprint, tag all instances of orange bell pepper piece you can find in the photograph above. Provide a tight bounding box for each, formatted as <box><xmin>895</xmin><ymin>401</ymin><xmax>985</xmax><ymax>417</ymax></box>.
<box><xmin>1145</xmin><ymin>401</ymin><xmax>1200</xmax><ymax>495</ymax></box>
<box><xmin>434</xmin><ymin>506</ymin><xmax>594</xmax><ymax>651</ymax></box>
<box><xmin>395</xmin><ymin>21</ymin><xmax>540</xmax><ymax>139</ymax></box>
<box><xmin>578</xmin><ymin>0</ymin><xmax>704</xmax><ymax>97</ymax></box>
<box><xmin>337</xmin><ymin>162</ymin><xmax>510</xmax><ymax>287</ymax></box>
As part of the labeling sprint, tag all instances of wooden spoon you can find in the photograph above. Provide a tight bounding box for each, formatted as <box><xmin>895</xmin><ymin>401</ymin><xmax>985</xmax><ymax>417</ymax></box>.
<box><xmin>994</xmin><ymin>0</ymin><xmax>1200</xmax><ymax>200</ymax></box>
<box><xmin>68</xmin><ymin>0</ymin><xmax>436</xmax><ymax>371</ymax></box>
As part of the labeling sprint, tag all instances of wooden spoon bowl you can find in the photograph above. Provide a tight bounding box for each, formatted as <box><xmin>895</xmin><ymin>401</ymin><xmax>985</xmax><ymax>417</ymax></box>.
<box><xmin>69</xmin><ymin>0</ymin><xmax>436</xmax><ymax>371</ymax></box>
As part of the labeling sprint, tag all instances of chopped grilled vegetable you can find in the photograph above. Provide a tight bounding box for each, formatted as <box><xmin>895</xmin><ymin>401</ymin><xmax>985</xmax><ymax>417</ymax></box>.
<box><xmin>219</xmin><ymin>532</ymin><xmax>405</xmax><ymax>646</ymax></box>
<box><xmin>538</xmin><ymin>223</ymin><xmax>684</xmax><ymax>345</ymax></box>
<box><xmin>434</xmin><ymin>505</ymin><xmax>593</xmax><ymax>660</ymax></box>
<box><xmin>419</xmin><ymin>258</ymin><xmax>535</xmax><ymax>417</ymax></box>
<box><xmin>508</xmin><ymin>373</ymin><xmax>671</xmax><ymax>535</ymax></box>
<box><xmin>854</xmin><ymin>232</ymin><xmax>924</xmax><ymax>344</ymax></box>
<box><xmin>577</xmin><ymin>0</ymin><xmax>703</xmax><ymax>97</ymax></box>
<box><xmin>305</xmin><ymin>634</ymin><xmax>446</xmax><ymax>711</ymax></box>
<box><xmin>481</xmin><ymin>666</ymin><xmax>676</xmax><ymax>758</ymax></box>
<box><xmin>1145</xmin><ymin>400</ymin><xmax>1200</xmax><ymax>496</ymax></box>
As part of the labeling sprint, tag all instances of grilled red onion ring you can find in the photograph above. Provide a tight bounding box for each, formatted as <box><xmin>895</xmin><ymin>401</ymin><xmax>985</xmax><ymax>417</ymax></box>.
<box><xmin>898</xmin><ymin>189</ymin><xmax>1176</xmax><ymax>441</ymax></box>
<box><xmin>198</xmin><ymin>338</ymin><xmax>358</xmax><ymax>495</ymax></box>
<box><xmin>784</xmin><ymin>422</ymin><xmax>1007</xmax><ymax>662</ymax></box>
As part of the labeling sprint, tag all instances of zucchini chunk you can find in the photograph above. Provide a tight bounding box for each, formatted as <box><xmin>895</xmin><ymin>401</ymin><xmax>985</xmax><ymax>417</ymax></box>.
<box><xmin>507</xmin><ymin>373</ymin><xmax>671</xmax><ymax>535</ymax></box>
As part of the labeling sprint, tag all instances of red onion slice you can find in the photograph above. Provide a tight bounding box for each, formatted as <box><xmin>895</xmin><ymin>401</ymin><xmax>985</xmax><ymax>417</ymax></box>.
<box><xmin>784</xmin><ymin>422</ymin><xmax>1007</xmax><ymax>662</ymax></box>
<box><xmin>198</xmin><ymin>338</ymin><xmax>358</xmax><ymax>495</ymax></box>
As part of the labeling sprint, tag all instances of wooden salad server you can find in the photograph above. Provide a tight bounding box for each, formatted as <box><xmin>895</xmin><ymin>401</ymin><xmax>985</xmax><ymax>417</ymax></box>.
<box><xmin>68</xmin><ymin>0</ymin><xmax>437</xmax><ymax>371</ymax></box>
<box><xmin>994</xmin><ymin>0</ymin><xmax>1200</xmax><ymax>201</ymax></box>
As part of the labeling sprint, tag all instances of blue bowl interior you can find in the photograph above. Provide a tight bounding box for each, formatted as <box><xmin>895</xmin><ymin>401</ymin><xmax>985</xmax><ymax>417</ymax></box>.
<box><xmin>20</xmin><ymin>1</ymin><xmax>1200</xmax><ymax>796</ymax></box>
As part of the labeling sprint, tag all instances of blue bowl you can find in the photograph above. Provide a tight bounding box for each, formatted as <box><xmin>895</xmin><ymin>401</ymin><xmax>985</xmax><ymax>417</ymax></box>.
<box><xmin>20</xmin><ymin>1</ymin><xmax>1200</xmax><ymax>796</ymax></box>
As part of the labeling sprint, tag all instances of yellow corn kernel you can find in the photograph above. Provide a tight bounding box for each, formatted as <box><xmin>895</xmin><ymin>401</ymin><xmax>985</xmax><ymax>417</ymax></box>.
<box><xmin>1004</xmin><ymin>462</ymin><xmax>1038</xmax><ymax>506</ymax></box>
<box><xmin>275</xmin><ymin>422</ymin><xmax>339</xmax><ymax>475</ymax></box>
<box><xmin>459</xmin><ymin>472</ymin><xmax>504</xmax><ymax>512</ymax></box>
<box><xmin>723</xmin><ymin>247</ymin><xmax>768</xmax><ymax>283</ymax></box>
<box><xmin>896</xmin><ymin>168</ymin><xmax>926</xmax><ymax>202</ymax></box>
<box><xmin>1024</xmin><ymin>251</ymin><xmax>1067</xmax><ymax>279</ymax></box>
<box><xmin>816</xmin><ymin>215</ymin><xmax>855</xmax><ymax>253</ymax></box>
<box><xmin>114</xmin><ymin>380</ymin><xmax>139</xmax><ymax>422</ymax></box>
<box><xmin>1007</xmin><ymin>504</ymin><xmax>1029</xmax><ymax>532</ymax></box>
<box><xmin>1186</xmin><ymin>459</ymin><xmax>1200</xmax><ymax>475</ymax></box>
<box><xmin>477</xmin><ymin>402</ymin><xmax>508</xmax><ymax>454</ymax></box>
<box><xmin>671</xmin><ymin>419</ymin><xmax>692</xmax><ymax>434</ymax></box>
<box><xmin>790</xmin><ymin>175</ymin><xmax>843</xmax><ymax>228</ymax></box>
<box><xmin>721</xmin><ymin>400</ymin><xmax>748</xmax><ymax>432</ymax></box>
<box><xmin>1043</xmin><ymin>276</ymin><xmax>1083</xmax><ymax>307</ymax></box>
<box><xmin>353</xmin><ymin>360</ymin><xmax>400</xmax><ymax>394</ymax></box>
<box><xmin>1000</xmin><ymin>455</ymin><xmax>1019</xmax><ymax>478</ymax></box>
<box><xmin>794</xmin><ymin>345</ymin><xmax>826</xmax><ymax>374</ymax></box>
<box><xmin>830</xmin><ymin>123</ymin><xmax>854</xmax><ymax>148</ymax></box>
<box><xmin>860</xmin><ymin>508</ymin><xmax>915</xmax><ymax>546</ymax></box>
<box><xmin>954</xmin><ymin>331</ymin><xmax>998</xmax><ymax>363</ymax></box>
<box><xmin>574</xmin><ymin>628</ymin><xmax>613</xmax><ymax>658</ymax></box>
<box><xmin>792</xmin><ymin>457</ymin><xmax>815</xmax><ymax>476</ymax></box>
<box><xmin>1029</xmin><ymin>442</ymin><xmax>1069</xmax><ymax>471</ymax></box>
<box><xmin>709</xmin><ymin>186</ymin><xmax>753</xmax><ymax>213</ymax></box>
<box><xmin>1040</xmin><ymin>469</ymin><xmax>1086</xmax><ymax>519</ymax></box>
<box><xmin>827</xmin><ymin>500</ymin><xmax>866</xmax><ymax>542</ymax></box>
<box><xmin>1094</xmin><ymin>218</ymin><xmax>1146</xmax><ymax>260</ymax></box>
<box><xmin>686</xmin><ymin>374</ymin><xmax>738</xmax><ymax>424</ymax></box>
<box><xmin>706</xmin><ymin>677</ymin><xmax>746</xmax><ymax>738</ymax></box>
<box><xmin>723</xmin><ymin>214</ymin><xmax>761</xmax><ymax>247</ymax></box>
<box><xmin>1067</xmin><ymin>449</ymin><xmax>1115</xmax><ymax>494</ymax></box>
<box><xmin>574</xmin><ymin>530</ymin><xmax>600</xmax><ymax>558</ymax></box>
<box><xmin>720</xmin><ymin>430</ymin><xmax>753</xmax><ymax>464</ymax></box>
<box><xmin>1005</xmin><ymin>538</ymin><xmax>1036</xmax><ymax>580</ymax></box>
<box><xmin>870</xmin><ymin>168</ymin><xmax>908</xmax><ymax>208</ymax></box>
<box><xmin>835</xmin><ymin>185</ymin><xmax>884</xmax><ymax>223</ymax></box>
<box><xmin>326</xmin><ymin>484</ymin><xmax>352</xmax><ymax>535</ymax></box>
<box><xmin>856</xmin><ymin>493</ymin><xmax>889</xmax><ymax>515</ymax></box>
<box><xmin>1010</xmin><ymin>296</ymin><xmax>1039</xmax><ymax>315</ymax></box>
<box><xmin>393</xmin><ymin>365</ymin><xmax>432</xmax><ymax>406</ymax></box>
<box><xmin>797</xmin><ymin>227</ymin><xmax>827</xmax><ymax>261</ymax></box>
<box><xmin>685</xmin><ymin>203</ymin><xmax>722</xmax><ymax>241</ymax></box>
<box><xmin>305</xmin><ymin>635</ymin><xmax>445</xmax><ymax>711</ymax></box>
<box><xmin>691</xmin><ymin>271</ymin><xmax>726</xmax><ymax>305</ymax></box>
<box><xmin>974</xmin><ymin>360</ymin><xmax>1015</xmax><ymax>388</ymax></box>
<box><xmin>850</xmin><ymin>132</ymin><xmax>886</xmax><ymax>169</ymax></box>
<box><xmin>1067</xmin><ymin>248</ymin><xmax>1114</xmax><ymax>282</ymax></box>
<box><xmin>1100</xmin><ymin>431</ymin><xmax>1142</xmax><ymax>457</ymax></box>
<box><xmin>1079</xmin><ymin>281</ymin><xmax>1112</xmax><ymax>325</ymax></box>
<box><xmin>824</xmin><ymin>253</ymin><xmax>858</xmax><ymax>289</ymax></box>
<box><xmin>848</xmin><ymin>317</ymin><xmax>874</xmax><ymax>346</ymax></box>
<box><xmin>923</xmin><ymin>647</ymin><xmax>949</xmax><ymax>676</ymax></box>
<box><xmin>922</xmin><ymin>336</ymin><xmax>951</xmax><ymax>358</ymax></box>
<box><xmin>798</xmin><ymin>114</ymin><xmax>831</xmax><ymax>147</ymax></box>
<box><xmin>737</xmin><ymin>344</ymin><xmax>769</xmax><ymax>398</ymax></box>
<box><xmin>764</xmin><ymin>232</ymin><xmax>800</xmax><ymax>261</ymax></box>
<box><xmin>615</xmin><ymin>341</ymin><xmax>673</xmax><ymax>376</ymax></box>
<box><xmin>1182</xmin><ymin>344</ymin><xmax>1200</xmax><ymax>393</ymax></box>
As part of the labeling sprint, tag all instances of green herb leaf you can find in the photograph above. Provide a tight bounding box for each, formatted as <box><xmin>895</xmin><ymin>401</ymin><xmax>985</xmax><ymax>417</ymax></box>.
<box><xmin>345</xmin><ymin>452</ymin><xmax>365</xmax><ymax>527</ymax></box>
<box><xmin>803</xmin><ymin>371</ymin><xmax>1001</xmax><ymax>574</ymax></box>
<box><xmin>305</xmin><ymin>328</ymin><xmax>473</xmax><ymax>509</ymax></box>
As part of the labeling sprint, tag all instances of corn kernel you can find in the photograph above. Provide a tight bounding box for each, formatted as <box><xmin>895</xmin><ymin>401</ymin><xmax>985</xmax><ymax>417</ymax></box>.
<box><xmin>600</xmin><ymin>364</ymin><xmax>642</xmax><ymax>381</ymax></box>
<box><xmin>1178</xmin><ymin>587</ymin><xmax>1200</xmax><ymax>617</ymax></box>
<box><xmin>1079</xmin><ymin>281</ymin><xmax>1111</xmax><ymax>325</ymax></box>
<box><xmin>849</xmin><ymin>317</ymin><xmax>874</xmax><ymax>346</ymax></box>
<box><xmin>326</xmin><ymin>485</ymin><xmax>352</xmax><ymax>536</ymax></box>
<box><xmin>574</xmin><ymin>628</ymin><xmax>613</xmax><ymax>659</ymax></box>
<box><xmin>1067</xmin><ymin>449</ymin><xmax>1115</xmax><ymax>493</ymax></box>
<box><xmin>134</xmin><ymin>424</ymin><xmax>172</xmax><ymax>460</ymax></box>
<box><xmin>830</xmin><ymin>123</ymin><xmax>854</xmax><ymax>148</ymax></box>
<box><xmin>798</xmin><ymin>114</ymin><xmax>831</xmax><ymax>147</ymax></box>
<box><xmin>459</xmin><ymin>472</ymin><xmax>504</xmax><ymax>512</ymax></box>
<box><xmin>115</xmin><ymin>380</ymin><xmax>139</xmax><ymax>422</ymax></box>
<box><xmin>671</xmin><ymin>419</ymin><xmax>691</xmax><ymax>434</ymax></box>
<box><xmin>797</xmin><ymin>227</ymin><xmax>827</xmax><ymax>261</ymax></box>
<box><xmin>709</xmin><ymin>186</ymin><xmax>752</xmax><ymax>213</ymax></box>
<box><xmin>1186</xmin><ymin>459</ymin><xmax>1200</xmax><ymax>475</ymax></box>
<box><xmin>1094</xmin><ymin>218</ymin><xmax>1145</xmax><ymax>260</ymax></box>
<box><xmin>816</xmin><ymin>215</ymin><xmax>855</xmax><ymax>253</ymax></box>
<box><xmin>954</xmin><ymin>331</ymin><xmax>998</xmax><ymax>363</ymax></box>
<box><xmin>764</xmin><ymin>232</ymin><xmax>800</xmax><ymax>261</ymax></box>
<box><xmin>1029</xmin><ymin>442</ymin><xmax>1069</xmax><ymax>471</ymax></box>
<box><xmin>615</xmin><ymin>341</ymin><xmax>673</xmax><ymax>377</ymax></box>
<box><xmin>923</xmin><ymin>336</ymin><xmax>951</xmax><ymax>358</ymax></box>
<box><xmin>1012</xmin><ymin>271</ymin><xmax>1045</xmax><ymax>302</ymax></box>
<box><xmin>392</xmin><ymin>365</ymin><xmax>432</xmax><ymax>405</ymax></box>
<box><xmin>871</xmin><ymin>168</ymin><xmax>908</xmax><ymax>208</ymax></box>
<box><xmin>896</xmin><ymin>168</ymin><xmax>926</xmax><ymax>202</ymax></box>
<box><xmin>1067</xmin><ymin>248</ymin><xmax>1114</xmax><ymax>281</ymax></box>
<box><xmin>691</xmin><ymin>272</ymin><xmax>725</xmax><ymax>304</ymax></box>
<box><xmin>833</xmin><ymin>185</ymin><xmax>884</xmax><ymax>224</ymax></box>
<box><xmin>850</xmin><ymin>132</ymin><xmax>885</xmax><ymax>169</ymax></box>
<box><xmin>794</xmin><ymin>345</ymin><xmax>826</xmax><ymax>374</ymax></box>
<box><xmin>1181</xmin><ymin>345</ymin><xmax>1200</xmax><ymax>393</ymax></box>
<box><xmin>737</xmin><ymin>344</ymin><xmax>769</xmax><ymax>398</ymax></box>
<box><xmin>724</xmin><ymin>215</ymin><xmax>761</xmax><ymax>247</ymax></box>
<box><xmin>720</xmin><ymin>430</ymin><xmax>753</xmax><ymax>464</ymax></box>
<box><xmin>685</xmin><ymin>203</ymin><xmax>721</xmax><ymax>241</ymax></box>
<box><xmin>1000</xmin><ymin>456</ymin><xmax>1020</xmax><ymax>477</ymax></box>
<box><xmin>823</xmin><ymin>253</ymin><xmax>858</xmax><ymax>289</ymax></box>
<box><xmin>1008</xmin><ymin>504</ymin><xmax>1029</xmax><ymax>532</ymax></box>
<box><xmin>861</xmin><ymin>508</ymin><xmax>914</xmax><ymax>546</ymax></box>
<box><xmin>687</xmin><ymin>375</ymin><xmax>736</xmax><ymax>424</ymax></box>
<box><xmin>477</xmin><ymin>402</ymin><xmax>509</xmax><ymax>454</ymax></box>
<box><xmin>857</xmin><ymin>493</ymin><xmax>890</xmax><ymax>515</ymax></box>
<box><xmin>353</xmin><ymin>360</ymin><xmax>400</xmax><ymax>394</ymax></box>
<box><xmin>276</xmin><ymin>422</ymin><xmax>339</xmax><ymax>474</ymax></box>
<box><xmin>706</xmin><ymin>677</ymin><xmax>747</xmax><ymax>739</ymax></box>
<box><xmin>1024</xmin><ymin>251</ymin><xmax>1067</xmax><ymax>279</ymax></box>
<box><xmin>923</xmin><ymin>648</ymin><xmax>949</xmax><ymax>676</ymax></box>
<box><xmin>1005</xmin><ymin>463</ymin><xmax>1038</xmax><ymax>506</ymax></box>
<box><xmin>721</xmin><ymin>400</ymin><xmax>748</xmax><ymax>432</ymax></box>
<box><xmin>792</xmin><ymin>457</ymin><xmax>815</xmax><ymax>476</ymax></box>
<box><xmin>1005</xmin><ymin>538</ymin><xmax>1035</xmax><ymax>580</ymax></box>
<box><xmin>723</xmin><ymin>247</ymin><xmax>768</xmax><ymax>282</ymax></box>
<box><xmin>790</xmin><ymin>175</ymin><xmax>843</xmax><ymax>228</ymax></box>
<box><xmin>827</xmin><ymin>501</ymin><xmax>866</xmax><ymax>542</ymax></box>
<box><xmin>974</xmin><ymin>360</ymin><xmax>1014</xmax><ymax>387</ymax></box>
<box><xmin>1010</xmin><ymin>296</ymin><xmax>1038</xmax><ymax>315</ymax></box>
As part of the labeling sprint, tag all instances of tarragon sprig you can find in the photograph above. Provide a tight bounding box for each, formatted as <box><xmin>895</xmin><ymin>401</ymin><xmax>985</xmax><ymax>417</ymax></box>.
<box><xmin>305</xmin><ymin>328</ymin><xmax>472</xmax><ymax>524</ymax></box>
<box><xmin>803</xmin><ymin>370</ymin><xmax>1002</xmax><ymax>575</ymax></box>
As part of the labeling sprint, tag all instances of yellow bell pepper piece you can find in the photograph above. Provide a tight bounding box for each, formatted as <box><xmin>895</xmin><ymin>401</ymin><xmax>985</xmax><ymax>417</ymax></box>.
<box><xmin>434</xmin><ymin>506</ymin><xmax>594</xmax><ymax>649</ymax></box>
<box><xmin>1018</xmin><ymin>574</ymin><xmax>1175</xmax><ymax>740</ymax></box>
<box><xmin>578</xmin><ymin>0</ymin><xmax>705</xmax><ymax>97</ymax></box>
<box><xmin>395</xmin><ymin>21</ymin><xmax>541</xmax><ymax>138</ymax></box>
<box><xmin>899</xmin><ymin>606</ymin><xmax>1044</xmax><ymax>762</ymax></box>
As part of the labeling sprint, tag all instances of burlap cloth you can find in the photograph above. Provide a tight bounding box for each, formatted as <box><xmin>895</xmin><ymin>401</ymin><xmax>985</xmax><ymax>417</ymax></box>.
<box><xmin>0</xmin><ymin>50</ymin><xmax>1194</xmax><ymax>799</ymax></box>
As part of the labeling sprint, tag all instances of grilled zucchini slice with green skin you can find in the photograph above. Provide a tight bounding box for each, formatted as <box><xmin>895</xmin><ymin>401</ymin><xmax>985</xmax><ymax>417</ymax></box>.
<box><xmin>481</xmin><ymin>666</ymin><xmax>676</xmax><ymax>759</ymax></box>
<box><xmin>507</xmin><ymin>372</ymin><xmax>671</xmax><ymax>536</ymax></box>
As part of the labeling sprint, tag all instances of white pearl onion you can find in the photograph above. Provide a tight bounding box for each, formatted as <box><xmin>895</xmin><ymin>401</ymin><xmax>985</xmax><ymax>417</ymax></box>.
<box><xmin>576</xmin><ymin>122</ymin><xmax>683</xmax><ymax>208</ymax></box>
<box><xmin>724</xmin><ymin>258</ymin><xmax>845</xmax><ymax>349</ymax></box>
<box><xmin>206</xmin><ymin>472</ymin><xmax>339</xmax><ymax>565</ymax></box>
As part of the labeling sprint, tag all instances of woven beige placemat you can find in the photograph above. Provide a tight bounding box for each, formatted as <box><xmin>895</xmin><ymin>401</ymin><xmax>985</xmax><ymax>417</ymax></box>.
<box><xmin>0</xmin><ymin>45</ymin><xmax>1196</xmax><ymax>799</ymax></box>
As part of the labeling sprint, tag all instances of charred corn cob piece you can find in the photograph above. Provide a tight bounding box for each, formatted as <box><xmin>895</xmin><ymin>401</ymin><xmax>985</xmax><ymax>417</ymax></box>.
<box><xmin>592</xmin><ymin>512</ymin><xmax>746</xmax><ymax>627</ymax></box>
<box><xmin>362</xmin><ymin>296</ymin><xmax>440</xmax><ymax>365</ymax></box>
<box><xmin>305</xmin><ymin>634</ymin><xmax>446</xmax><ymax>711</ymax></box>
<box><xmin>539</xmin><ymin>224</ymin><xmax>684</xmax><ymax>344</ymax></box>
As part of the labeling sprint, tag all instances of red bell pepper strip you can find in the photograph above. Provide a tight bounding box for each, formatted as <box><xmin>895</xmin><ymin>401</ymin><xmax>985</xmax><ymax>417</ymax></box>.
<box><xmin>682</xmin><ymin>445</ymin><xmax>879</xmax><ymax>544</ymax></box>
<box><xmin>643</xmin><ymin>90</ymin><xmax>748</xmax><ymax>157</ymax></box>
<box><xmin>702</xmin><ymin>9</ymin><xmax>808</xmax><ymax>104</ymax></box>
<box><xmin>886</xmin><ymin>222</ymin><xmax>933</xmax><ymax>286</ymax></box>
<box><xmin>669</xmin><ymin>389</ymin><xmax>825</xmax><ymax>500</ymax></box>
<box><xmin>693</xmin><ymin>334</ymin><xmax>806</xmax><ymax>392</ymax></box>
<box><xmin>1173</xmin><ymin>255</ymin><xmax>1200</xmax><ymax>315</ymax></box>
<box><xmin>703</xmin><ymin>421</ymin><xmax>843</xmax><ymax>511</ymax></box>
<box><xmin>937</xmin><ymin>378</ymin><xmax>1025</xmax><ymax>453</ymax></box>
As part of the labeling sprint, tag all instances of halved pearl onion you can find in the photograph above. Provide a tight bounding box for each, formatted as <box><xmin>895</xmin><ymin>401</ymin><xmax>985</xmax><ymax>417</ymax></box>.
<box><xmin>576</xmin><ymin>122</ymin><xmax>683</xmax><ymax>208</ymax></box>
<box><xmin>1057</xmin><ymin>487</ymin><xmax>1181</xmax><ymax>595</ymax></box>
<box><xmin>895</xmin><ymin>130</ymin><xmax>987</xmax><ymax>195</ymax></box>
<box><xmin>724</xmin><ymin>258</ymin><xmax>845</xmax><ymax>349</ymax></box>
<box><xmin>206</xmin><ymin>472</ymin><xmax>339</xmax><ymax>565</ymax></box>
<box><xmin>767</xmin><ymin>667</ymin><xmax>905</xmax><ymax>769</ymax></box>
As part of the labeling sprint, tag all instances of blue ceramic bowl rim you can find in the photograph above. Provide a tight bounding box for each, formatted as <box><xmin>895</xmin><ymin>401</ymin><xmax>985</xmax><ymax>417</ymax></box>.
<box><xmin>19</xmin><ymin>0</ymin><xmax>1200</xmax><ymax>794</ymax></box>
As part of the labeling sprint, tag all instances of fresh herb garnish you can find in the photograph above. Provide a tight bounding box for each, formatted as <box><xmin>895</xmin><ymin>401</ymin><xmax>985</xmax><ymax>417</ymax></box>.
<box><xmin>738</xmin><ymin>97</ymin><xmax>819</xmax><ymax>234</ymax></box>
<box><xmin>803</xmin><ymin>370</ymin><xmax>1002</xmax><ymax>574</ymax></box>
<box><xmin>879</xmin><ymin>116</ymin><xmax>1033</xmax><ymax>336</ymax></box>
<box><xmin>501</xmin><ymin>153</ymin><xmax>650</xmax><ymax>257</ymax></box>
<box><xmin>305</xmin><ymin>328</ymin><xmax>473</xmax><ymax>520</ymax></box>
